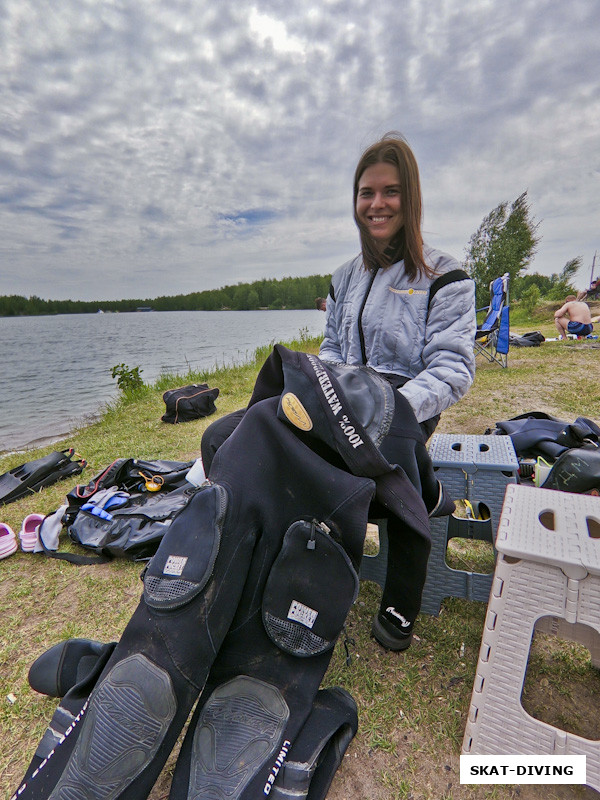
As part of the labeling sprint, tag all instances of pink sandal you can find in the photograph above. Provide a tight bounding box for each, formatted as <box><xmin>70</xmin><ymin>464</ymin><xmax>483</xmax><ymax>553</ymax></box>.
<box><xmin>0</xmin><ymin>523</ymin><xmax>18</xmax><ymax>560</ymax></box>
<box><xmin>19</xmin><ymin>513</ymin><xmax>45</xmax><ymax>552</ymax></box>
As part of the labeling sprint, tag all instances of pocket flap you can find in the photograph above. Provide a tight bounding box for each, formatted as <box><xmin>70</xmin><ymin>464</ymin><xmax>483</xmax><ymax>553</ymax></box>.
<box><xmin>262</xmin><ymin>519</ymin><xmax>359</xmax><ymax>657</ymax></box>
<box><xmin>144</xmin><ymin>484</ymin><xmax>227</xmax><ymax>610</ymax></box>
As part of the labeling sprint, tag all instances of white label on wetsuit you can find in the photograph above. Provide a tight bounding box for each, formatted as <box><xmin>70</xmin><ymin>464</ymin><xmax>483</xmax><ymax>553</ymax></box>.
<box><xmin>287</xmin><ymin>600</ymin><xmax>318</xmax><ymax>629</ymax></box>
<box><xmin>164</xmin><ymin>555</ymin><xmax>188</xmax><ymax>576</ymax></box>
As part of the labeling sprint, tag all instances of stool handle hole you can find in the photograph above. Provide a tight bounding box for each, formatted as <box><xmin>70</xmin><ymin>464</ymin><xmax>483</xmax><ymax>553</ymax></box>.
<box><xmin>539</xmin><ymin>510</ymin><xmax>555</xmax><ymax>530</ymax></box>
<box><xmin>587</xmin><ymin>517</ymin><xmax>600</xmax><ymax>539</ymax></box>
<box><xmin>451</xmin><ymin>442</ymin><xmax>462</xmax><ymax>451</ymax></box>
<box><xmin>478</xmin><ymin>443</ymin><xmax>490</xmax><ymax>452</ymax></box>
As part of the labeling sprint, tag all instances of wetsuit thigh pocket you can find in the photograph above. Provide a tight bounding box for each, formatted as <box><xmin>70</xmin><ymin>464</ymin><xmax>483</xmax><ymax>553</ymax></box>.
<box><xmin>262</xmin><ymin>519</ymin><xmax>359</xmax><ymax>657</ymax></box>
<box><xmin>143</xmin><ymin>484</ymin><xmax>227</xmax><ymax>610</ymax></box>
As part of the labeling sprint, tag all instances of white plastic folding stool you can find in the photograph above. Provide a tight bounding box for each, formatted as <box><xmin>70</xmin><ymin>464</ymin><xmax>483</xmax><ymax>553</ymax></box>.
<box><xmin>462</xmin><ymin>484</ymin><xmax>600</xmax><ymax>792</ymax></box>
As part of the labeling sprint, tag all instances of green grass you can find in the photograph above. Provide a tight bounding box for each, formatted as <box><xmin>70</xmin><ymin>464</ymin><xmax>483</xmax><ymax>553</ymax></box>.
<box><xmin>1</xmin><ymin>321</ymin><xmax>600</xmax><ymax>800</ymax></box>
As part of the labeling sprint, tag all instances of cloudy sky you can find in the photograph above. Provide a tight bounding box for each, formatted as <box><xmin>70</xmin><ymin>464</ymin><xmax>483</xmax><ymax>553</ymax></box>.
<box><xmin>1</xmin><ymin>0</ymin><xmax>598</xmax><ymax>301</ymax></box>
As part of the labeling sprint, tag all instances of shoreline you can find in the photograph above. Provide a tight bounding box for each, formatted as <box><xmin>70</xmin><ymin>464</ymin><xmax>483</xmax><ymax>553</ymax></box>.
<box><xmin>1</xmin><ymin>411</ymin><xmax>103</xmax><ymax>459</ymax></box>
<box><xmin>1</xmin><ymin>431</ymin><xmax>72</xmax><ymax>459</ymax></box>
<box><xmin>0</xmin><ymin>310</ymin><xmax>325</xmax><ymax>458</ymax></box>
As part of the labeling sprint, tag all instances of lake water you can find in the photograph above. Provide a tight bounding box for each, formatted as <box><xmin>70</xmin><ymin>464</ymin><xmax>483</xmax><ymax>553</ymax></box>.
<box><xmin>0</xmin><ymin>309</ymin><xmax>326</xmax><ymax>453</ymax></box>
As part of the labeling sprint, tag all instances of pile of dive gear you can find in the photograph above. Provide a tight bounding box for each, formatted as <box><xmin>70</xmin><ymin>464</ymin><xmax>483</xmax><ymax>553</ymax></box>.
<box><xmin>0</xmin><ymin>449</ymin><xmax>86</xmax><ymax>506</ymax></box>
<box><xmin>38</xmin><ymin>458</ymin><xmax>196</xmax><ymax>564</ymax></box>
<box><xmin>11</xmin><ymin>345</ymin><xmax>453</xmax><ymax>800</ymax></box>
<box><xmin>486</xmin><ymin>411</ymin><xmax>600</xmax><ymax>495</ymax></box>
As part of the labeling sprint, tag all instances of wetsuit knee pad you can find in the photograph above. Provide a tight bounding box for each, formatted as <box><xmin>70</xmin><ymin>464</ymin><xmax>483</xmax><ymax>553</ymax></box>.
<box><xmin>142</xmin><ymin>483</ymin><xmax>225</xmax><ymax>613</ymax></box>
<box><xmin>262</xmin><ymin>519</ymin><xmax>359</xmax><ymax>657</ymax></box>
<box><xmin>185</xmin><ymin>675</ymin><xmax>290</xmax><ymax>800</ymax></box>
<box><xmin>45</xmin><ymin>654</ymin><xmax>176</xmax><ymax>800</ymax></box>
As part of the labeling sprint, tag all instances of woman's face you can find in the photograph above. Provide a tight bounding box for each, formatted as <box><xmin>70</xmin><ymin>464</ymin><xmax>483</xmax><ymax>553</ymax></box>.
<box><xmin>355</xmin><ymin>162</ymin><xmax>404</xmax><ymax>250</ymax></box>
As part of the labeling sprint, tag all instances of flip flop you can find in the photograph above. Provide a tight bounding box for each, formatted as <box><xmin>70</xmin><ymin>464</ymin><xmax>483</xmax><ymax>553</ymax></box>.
<box><xmin>19</xmin><ymin>513</ymin><xmax>45</xmax><ymax>552</ymax></box>
<box><xmin>0</xmin><ymin>522</ymin><xmax>18</xmax><ymax>560</ymax></box>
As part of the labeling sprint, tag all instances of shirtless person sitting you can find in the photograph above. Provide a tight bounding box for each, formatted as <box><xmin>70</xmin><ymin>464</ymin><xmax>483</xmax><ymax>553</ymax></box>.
<box><xmin>554</xmin><ymin>292</ymin><xmax>594</xmax><ymax>339</ymax></box>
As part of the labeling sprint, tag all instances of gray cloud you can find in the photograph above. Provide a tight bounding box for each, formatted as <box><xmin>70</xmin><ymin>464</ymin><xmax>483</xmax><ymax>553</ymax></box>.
<box><xmin>0</xmin><ymin>0</ymin><xmax>598</xmax><ymax>300</ymax></box>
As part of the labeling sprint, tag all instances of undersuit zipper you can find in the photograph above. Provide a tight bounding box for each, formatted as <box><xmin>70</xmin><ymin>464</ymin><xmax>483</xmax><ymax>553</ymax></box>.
<box><xmin>358</xmin><ymin>265</ymin><xmax>379</xmax><ymax>364</ymax></box>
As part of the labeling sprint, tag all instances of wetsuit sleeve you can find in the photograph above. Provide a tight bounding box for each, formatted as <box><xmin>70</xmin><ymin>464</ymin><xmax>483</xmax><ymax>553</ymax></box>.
<box><xmin>398</xmin><ymin>277</ymin><xmax>476</xmax><ymax>422</ymax></box>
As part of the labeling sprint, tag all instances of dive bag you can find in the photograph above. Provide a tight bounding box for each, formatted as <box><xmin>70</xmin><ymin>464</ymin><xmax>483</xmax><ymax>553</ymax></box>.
<box><xmin>161</xmin><ymin>383</ymin><xmax>219</xmax><ymax>424</ymax></box>
<box><xmin>39</xmin><ymin>458</ymin><xmax>196</xmax><ymax>564</ymax></box>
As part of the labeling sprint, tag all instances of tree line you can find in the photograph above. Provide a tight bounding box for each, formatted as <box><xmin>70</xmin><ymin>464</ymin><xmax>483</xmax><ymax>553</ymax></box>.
<box><xmin>0</xmin><ymin>274</ymin><xmax>332</xmax><ymax>317</ymax></box>
<box><xmin>1</xmin><ymin>192</ymin><xmax>587</xmax><ymax>318</ymax></box>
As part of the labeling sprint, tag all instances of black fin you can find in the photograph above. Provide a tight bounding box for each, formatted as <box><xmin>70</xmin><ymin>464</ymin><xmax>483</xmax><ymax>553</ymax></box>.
<box><xmin>0</xmin><ymin>449</ymin><xmax>86</xmax><ymax>506</ymax></box>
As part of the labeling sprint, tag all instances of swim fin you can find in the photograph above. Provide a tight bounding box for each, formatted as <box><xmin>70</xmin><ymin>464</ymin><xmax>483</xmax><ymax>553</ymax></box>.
<box><xmin>0</xmin><ymin>448</ymin><xmax>86</xmax><ymax>506</ymax></box>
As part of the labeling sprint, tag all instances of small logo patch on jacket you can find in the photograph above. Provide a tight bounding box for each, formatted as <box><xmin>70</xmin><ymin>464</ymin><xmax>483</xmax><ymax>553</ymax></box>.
<box><xmin>388</xmin><ymin>287</ymin><xmax>427</xmax><ymax>296</ymax></box>
<box><xmin>281</xmin><ymin>393</ymin><xmax>313</xmax><ymax>431</ymax></box>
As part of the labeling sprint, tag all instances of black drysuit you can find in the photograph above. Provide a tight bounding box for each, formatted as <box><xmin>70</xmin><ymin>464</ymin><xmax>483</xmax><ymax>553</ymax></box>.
<box><xmin>13</xmin><ymin>346</ymin><xmax>450</xmax><ymax>800</ymax></box>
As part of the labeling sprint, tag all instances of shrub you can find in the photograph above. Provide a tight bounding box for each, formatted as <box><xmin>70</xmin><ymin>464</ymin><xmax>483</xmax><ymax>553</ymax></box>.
<box><xmin>111</xmin><ymin>363</ymin><xmax>145</xmax><ymax>394</ymax></box>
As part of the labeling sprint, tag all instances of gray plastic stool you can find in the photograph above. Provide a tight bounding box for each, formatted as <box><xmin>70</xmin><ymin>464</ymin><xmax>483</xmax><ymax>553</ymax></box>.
<box><xmin>428</xmin><ymin>433</ymin><xmax>519</xmax><ymax>536</ymax></box>
<box><xmin>359</xmin><ymin>520</ymin><xmax>389</xmax><ymax>587</ymax></box>
<box><xmin>360</xmin><ymin>435</ymin><xmax>519</xmax><ymax>614</ymax></box>
<box><xmin>420</xmin><ymin>434</ymin><xmax>519</xmax><ymax>615</ymax></box>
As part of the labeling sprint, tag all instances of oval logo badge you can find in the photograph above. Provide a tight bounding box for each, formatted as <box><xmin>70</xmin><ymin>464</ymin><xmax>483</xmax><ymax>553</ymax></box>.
<box><xmin>281</xmin><ymin>393</ymin><xmax>313</xmax><ymax>431</ymax></box>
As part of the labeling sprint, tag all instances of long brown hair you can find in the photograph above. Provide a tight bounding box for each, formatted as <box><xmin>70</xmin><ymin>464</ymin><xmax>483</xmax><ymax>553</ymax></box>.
<box><xmin>353</xmin><ymin>132</ymin><xmax>432</xmax><ymax>280</ymax></box>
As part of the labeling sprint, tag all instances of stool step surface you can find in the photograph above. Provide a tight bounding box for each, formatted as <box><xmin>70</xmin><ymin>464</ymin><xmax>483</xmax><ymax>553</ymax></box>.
<box><xmin>428</xmin><ymin>434</ymin><xmax>519</xmax><ymax>472</ymax></box>
<box><xmin>496</xmin><ymin>484</ymin><xmax>600</xmax><ymax>577</ymax></box>
<box><xmin>429</xmin><ymin>434</ymin><xmax>519</xmax><ymax>538</ymax></box>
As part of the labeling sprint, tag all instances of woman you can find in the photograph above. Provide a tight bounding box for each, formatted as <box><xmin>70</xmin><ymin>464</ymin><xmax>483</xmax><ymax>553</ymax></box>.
<box><xmin>318</xmin><ymin>133</ymin><xmax>476</xmax><ymax>650</ymax></box>
<box><xmin>320</xmin><ymin>133</ymin><xmax>475</xmax><ymax>437</ymax></box>
<box><xmin>201</xmin><ymin>133</ymin><xmax>476</xmax><ymax>651</ymax></box>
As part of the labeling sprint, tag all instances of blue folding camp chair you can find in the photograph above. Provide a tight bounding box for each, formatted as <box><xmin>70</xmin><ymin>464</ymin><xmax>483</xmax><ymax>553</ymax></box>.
<box><xmin>474</xmin><ymin>273</ymin><xmax>510</xmax><ymax>368</ymax></box>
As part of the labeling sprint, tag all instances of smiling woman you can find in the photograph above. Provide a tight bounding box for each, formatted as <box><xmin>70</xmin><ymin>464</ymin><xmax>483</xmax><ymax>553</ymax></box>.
<box><xmin>200</xmin><ymin>135</ymin><xmax>478</xmax><ymax>657</ymax></box>
<box><xmin>319</xmin><ymin>131</ymin><xmax>477</xmax><ymax>652</ymax></box>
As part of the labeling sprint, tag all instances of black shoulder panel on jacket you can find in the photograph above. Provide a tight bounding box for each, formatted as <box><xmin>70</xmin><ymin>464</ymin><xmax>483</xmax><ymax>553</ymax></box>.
<box><xmin>427</xmin><ymin>269</ymin><xmax>470</xmax><ymax>311</ymax></box>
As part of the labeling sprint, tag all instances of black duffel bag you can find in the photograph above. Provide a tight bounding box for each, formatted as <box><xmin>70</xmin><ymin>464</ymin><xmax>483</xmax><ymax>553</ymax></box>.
<box><xmin>162</xmin><ymin>384</ymin><xmax>219</xmax><ymax>424</ymax></box>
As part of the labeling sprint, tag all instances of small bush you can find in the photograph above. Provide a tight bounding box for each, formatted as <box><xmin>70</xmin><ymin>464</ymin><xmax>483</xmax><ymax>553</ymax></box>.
<box><xmin>111</xmin><ymin>363</ymin><xmax>144</xmax><ymax>394</ymax></box>
<box><xmin>520</xmin><ymin>284</ymin><xmax>541</xmax><ymax>315</ymax></box>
